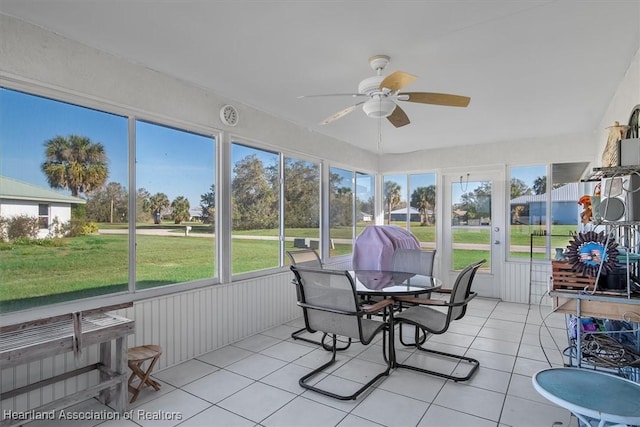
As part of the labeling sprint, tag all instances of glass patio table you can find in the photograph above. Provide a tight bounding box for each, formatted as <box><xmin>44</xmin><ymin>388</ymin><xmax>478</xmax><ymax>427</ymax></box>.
<box><xmin>532</xmin><ymin>367</ymin><xmax>640</xmax><ymax>427</ymax></box>
<box><xmin>349</xmin><ymin>270</ymin><xmax>441</xmax><ymax>296</ymax></box>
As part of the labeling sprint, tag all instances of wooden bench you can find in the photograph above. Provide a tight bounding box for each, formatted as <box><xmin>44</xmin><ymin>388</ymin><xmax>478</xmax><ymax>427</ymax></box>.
<box><xmin>0</xmin><ymin>303</ymin><xmax>134</xmax><ymax>427</ymax></box>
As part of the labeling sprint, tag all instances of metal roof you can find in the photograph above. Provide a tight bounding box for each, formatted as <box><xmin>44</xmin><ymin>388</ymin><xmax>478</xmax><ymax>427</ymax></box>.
<box><xmin>510</xmin><ymin>183</ymin><xmax>579</xmax><ymax>204</ymax></box>
<box><xmin>0</xmin><ymin>176</ymin><xmax>86</xmax><ymax>204</ymax></box>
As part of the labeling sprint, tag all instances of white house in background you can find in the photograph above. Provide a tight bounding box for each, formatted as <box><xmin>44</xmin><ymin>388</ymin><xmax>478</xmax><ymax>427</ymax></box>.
<box><xmin>0</xmin><ymin>176</ymin><xmax>86</xmax><ymax>238</ymax></box>
<box><xmin>358</xmin><ymin>211</ymin><xmax>373</xmax><ymax>222</ymax></box>
<box><xmin>389</xmin><ymin>206</ymin><xmax>422</xmax><ymax>222</ymax></box>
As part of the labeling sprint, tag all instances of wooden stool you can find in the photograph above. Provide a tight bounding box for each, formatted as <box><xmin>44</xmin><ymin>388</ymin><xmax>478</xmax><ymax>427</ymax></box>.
<box><xmin>127</xmin><ymin>344</ymin><xmax>162</xmax><ymax>403</ymax></box>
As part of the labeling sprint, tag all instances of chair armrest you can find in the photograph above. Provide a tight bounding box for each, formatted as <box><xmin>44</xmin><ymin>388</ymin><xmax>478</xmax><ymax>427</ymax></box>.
<box><xmin>446</xmin><ymin>292</ymin><xmax>478</xmax><ymax>307</ymax></box>
<box><xmin>361</xmin><ymin>298</ymin><xmax>394</xmax><ymax>314</ymax></box>
<box><xmin>393</xmin><ymin>296</ymin><xmax>447</xmax><ymax>306</ymax></box>
<box><xmin>437</xmin><ymin>288</ymin><xmax>452</xmax><ymax>294</ymax></box>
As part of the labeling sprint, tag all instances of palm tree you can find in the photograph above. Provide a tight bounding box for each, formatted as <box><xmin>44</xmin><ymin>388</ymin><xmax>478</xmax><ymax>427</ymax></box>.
<box><xmin>411</xmin><ymin>185</ymin><xmax>436</xmax><ymax>225</ymax></box>
<box><xmin>41</xmin><ymin>135</ymin><xmax>108</xmax><ymax>197</ymax></box>
<box><xmin>384</xmin><ymin>181</ymin><xmax>402</xmax><ymax>225</ymax></box>
<box><xmin>171</xmin><ymin>196</ymin><xmax>190</xmax><ymax>224</ymax></box>
<box><xmin>147</xmin><ymin>193</ymin><xmax>170</xmax><ymax>224</ymax></box>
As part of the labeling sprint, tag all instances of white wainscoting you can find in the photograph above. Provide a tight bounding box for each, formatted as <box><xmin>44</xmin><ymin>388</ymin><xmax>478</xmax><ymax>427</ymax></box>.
<box><xmin>501</xmin><ymin>261</ymin><xmax>552</xmax><ymax>306</ymax></box>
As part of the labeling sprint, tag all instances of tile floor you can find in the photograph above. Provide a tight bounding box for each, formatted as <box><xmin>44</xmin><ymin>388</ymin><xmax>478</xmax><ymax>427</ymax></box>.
<box><xmin>26</xmin><ymin>297</ymin><xmax>582</xmax><ymax>427</ymax></box>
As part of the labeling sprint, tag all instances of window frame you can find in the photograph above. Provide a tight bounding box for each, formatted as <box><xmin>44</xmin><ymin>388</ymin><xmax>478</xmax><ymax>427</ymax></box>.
<box><xmin>0</xmin><ymin>80</ymin><xmax>375</xmax><ymax>323</ymax></box>
<box><xmin>0</xmin><ymin>82</ymin><xmax>223</xmax><ymax>323</ymax></box>
<box><xmin>326</xmin><ymin>163</ymin><xmax>377</xmax><ymax>262</ymax></box>
<box><xmin>506</xmin><ymin>163</ymin><xmax>587</xmax><ymax>263</ymax></box>
<box><xmin>37</xmin><ymin>203</ymin><xmax>49</xmax><ymax>229</ymax></box>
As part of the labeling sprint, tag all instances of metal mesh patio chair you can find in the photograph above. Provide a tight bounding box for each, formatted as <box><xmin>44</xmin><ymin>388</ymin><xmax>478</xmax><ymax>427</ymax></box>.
<box><xmin>390</xmin><ymin>249</ymin><xmax>437</xmax><ymax>345</ymax></box>
<box><xmin>286</xmin><ymin>248</ymin><xmax>323</xmax><ymax>268</ymax></box>
<box><xmin>392</xmin><ymin>259</ymin><xmax>485</xmax><ymax>382</ymax></box>
<box><xmin>290</xmin><ymin>265</ymin><xmax>394</xmax><ymax>400</ymax></box>
<box><xmin>391</xmin><ymin>248</ymin><xmax>436</xmax><ymax>276</ymax></box>
<box><xmin>286</xmin><ymin>249</ymin><xmax>331</xmax><ymax>347</ymax></box>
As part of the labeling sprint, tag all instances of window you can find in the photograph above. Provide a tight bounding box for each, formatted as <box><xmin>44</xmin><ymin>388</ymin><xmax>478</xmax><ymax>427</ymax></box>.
<box><xmin>1</xmin><ymin>86</ymin><xmax>372</xmax><ymax>313</ymax></box>
<box><xmin>329</xmin><ymin>167</ymin><xmax>354</xmax><ymax>256</ymax></box>
<box><xmin>284</xmin><ymin>157</ymin><xmax>320</xmax><ymax>259</ymax></box>
<box><xmin>38</xmin><ymin>203</ymin><xmax>49</xmax><ymax>229</ymax></box>
<box><xmin>231</xmin><ymin>143</ymin><xmax>280</xmax><ymax>274</ymax></box>
<box><xmin>383</xmin><ymin>173</ymin><xmax>437</xmax><ymax>248</ymax></box>
<box><xmin>409</xmin><ymin>173</ymin><xmax>437</xmax><ymax>248</ymax></box>
<box><xmin>0</xmin><ymin>88</ymin><xmax>129</xmax><ymax>312</ymax></box>
<box><xmin>509</xmin><ymin>165</ymin><xmax>548</xmax><ymax>259</ymax></box>
<box><xmin>383</xmin><ymin>174</ymin><xmax>405</xmax><ymax>227</ymax></box>
<box><xmin>136</xmin><ymin>120</ymin><xmax>216</xmax><ymax>288</ymax></box>
<box><xmin>508</xmin><ymin>164</ymin><xmax>582</xmax><ymax>260</ymax></box>
<box><xmin>451</xmin><ymin>179</ymin><xmax>492</xmax><ymax>271</ymax></box>
<box><xmin>550</xmin><ymin>165</ymin><xmax>582</xmax><ymax>258</ymax></box>
<box><xmin>355</xmin><ymin>172</ymin><xmax>375</xmax><ymax>238</ymax></box>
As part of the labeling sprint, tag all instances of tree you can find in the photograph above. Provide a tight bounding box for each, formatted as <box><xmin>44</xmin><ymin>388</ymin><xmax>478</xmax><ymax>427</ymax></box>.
<box><xmin>532</xmin><ymin>175</ymin><xmax>563</xmax><ymax>195</ymax></box>
<box><xmin>41</xmin><ymin>134</ymin><xmax>109</xmax><ymax>197</ymax></box>
<box><xmin>200</xmin><ymin>184</ymin><xmax>216</xmax><ymax>224</ymax></box>
<box><xmin>357</xmin><ymin>195</ymin><xmax>374</xmax><ymax>221</ymax></box>
<box><xmin>171</xmin><ymin>196</ymin><xmax>190</xmax><ymax>224</ymax></box>
<box><xmin>232</xmin><ymin>154</ymin><xmax>278</xmax><ymax>230</ymax></box>
<box><xmin>410</xmin><ymin>185</ymin><xmax>436</xmax><ymax>225</ymax></box>
<box><xmin>86</xmin><ymin>181</ymin><xmax>128</xmax><ymax>223</ymax></box>
<box><xmin>384</xmin><ymin>181</ymin><xmax>402</xmax><ymax>224</ymax></box>
<box><xmin>136</xmin><ymin>188</ymin><xmax>152</xmax><ymax>223</ymax></box>
<box><xmin>533</xmin><ymin>176</ymin><xmax>547</xmax><ymax>195</ymax></box>
<box><xmin>284</xmin><ymin>159</ymin><xmax>319</xmax><ymax>228</ymax></box>
<box><xmin>510</xmin><ymin>178</ymin><xmax>531</xmax><ymax>199</ymax></box>
<box><xmin>456</xmin><ymin>183</ymin><xmax>491</xmax><ymax>219</ymax></box>
<box><xmin>329</xmin><ymin>170</ymin><xmax>352</xmax><ymax>227</ymax></box>
<box><xmin>146</xmin><ymin>193</ymin><xmax>170</xmax><ymax>224</ymax></box>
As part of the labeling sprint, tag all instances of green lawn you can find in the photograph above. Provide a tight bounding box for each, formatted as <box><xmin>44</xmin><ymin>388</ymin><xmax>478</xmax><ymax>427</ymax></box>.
<box><xmin>0</xmin><ymin>222</ymin><xmax>577</xmax><ymax>311</ymax></box>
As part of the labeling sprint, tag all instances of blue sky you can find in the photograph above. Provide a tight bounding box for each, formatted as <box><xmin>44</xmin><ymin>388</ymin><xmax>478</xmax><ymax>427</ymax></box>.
<box><xmin>510</xmin><ymin>165</ymin><xmax>546</xmax><ymax>189</ymax></box>
<box><xmin>1</xmin><ymin>89</ymin><xmax>216</xmax><ymax>207</ymax></box>
<box><xmin>1</xmin><ymin>89</ymin><xmax>129</xmax><ymax>189</ymax></box>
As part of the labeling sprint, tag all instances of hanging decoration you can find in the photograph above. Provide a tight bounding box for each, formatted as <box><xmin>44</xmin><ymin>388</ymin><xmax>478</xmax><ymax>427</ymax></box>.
<box><xmin>459</xmin><ymin>173</ymin><xmax>470</xmax><ymax>192</ymax></box>
<box><xmin>565</xmin><ymin>231</ymin><xmax>619</xmax><ymax>276</ymax></box>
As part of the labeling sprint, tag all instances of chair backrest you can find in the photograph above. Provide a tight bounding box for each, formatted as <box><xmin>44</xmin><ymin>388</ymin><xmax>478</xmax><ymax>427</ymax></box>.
<box><xmin>449</xmin><ymin>259</ymin><xmax>486</xmax><ymax>321</ymax></box>
<box><xmin>391</xmin><ymin>249</ymin><xmax>436</xmax><ymax>276</ymax></box>
<box><xmin>286</xmin><ymin>249</ymin><xmax>322</xmax><ymax>268</ymax></box>
<box><xmin>290</xmin><ymin>266</ymin><xmax>365</xmax><ymax>341</ymax></box>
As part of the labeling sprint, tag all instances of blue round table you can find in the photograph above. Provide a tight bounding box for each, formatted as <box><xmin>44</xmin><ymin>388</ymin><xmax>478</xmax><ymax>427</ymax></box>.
<box><xmin>532</xmin><ymin>368</ymin><xmax>640</xmax><ymax>427</ymax></box>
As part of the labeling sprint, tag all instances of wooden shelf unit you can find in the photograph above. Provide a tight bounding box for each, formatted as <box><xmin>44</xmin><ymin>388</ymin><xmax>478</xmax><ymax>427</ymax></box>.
<box><xmin>0</xmin><ymin>304</ymin><xmax>134</xmax><ymax>427</ymax></box>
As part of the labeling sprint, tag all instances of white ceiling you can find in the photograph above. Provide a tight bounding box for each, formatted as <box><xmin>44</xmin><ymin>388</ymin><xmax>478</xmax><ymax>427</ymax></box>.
<box><xmin>1</xmin><ymin>1</ymin><xmax>639</xmax><ymax>154</ymax></box>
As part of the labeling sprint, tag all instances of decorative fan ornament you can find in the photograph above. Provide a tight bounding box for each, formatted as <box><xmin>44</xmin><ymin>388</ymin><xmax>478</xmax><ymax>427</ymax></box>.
<box><xmin>565</xmin><ymin>231</ymin><xmax>619</xmax><ymax>276</ymax></box>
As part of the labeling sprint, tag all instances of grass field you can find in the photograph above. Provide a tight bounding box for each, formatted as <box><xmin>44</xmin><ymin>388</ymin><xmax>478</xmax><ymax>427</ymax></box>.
<box><xmin>0</xmin><ymin>221</ymin><xmax>577</xmax><ymax>311</ymax></box>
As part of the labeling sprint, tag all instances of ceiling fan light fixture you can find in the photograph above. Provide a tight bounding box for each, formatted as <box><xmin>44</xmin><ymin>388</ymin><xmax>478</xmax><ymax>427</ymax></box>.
<box><xmin>363</xmin><ymin>97</ymin><xmax>396</xmax><ymax>118</ymax></box>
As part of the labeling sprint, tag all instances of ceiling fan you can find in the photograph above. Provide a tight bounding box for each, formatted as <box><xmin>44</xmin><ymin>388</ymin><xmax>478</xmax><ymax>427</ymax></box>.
<box><xmin>299</xmin><ymin>55</ymin><xmax>470</xmax><ymax>128</ymax></box>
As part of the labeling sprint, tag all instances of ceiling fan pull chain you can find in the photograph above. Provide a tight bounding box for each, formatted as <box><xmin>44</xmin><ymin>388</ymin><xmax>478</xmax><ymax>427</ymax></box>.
<box><xmin>378</xmin><ymin>119</ymin><xmax>382</xmax><ymax>153</ymax></box>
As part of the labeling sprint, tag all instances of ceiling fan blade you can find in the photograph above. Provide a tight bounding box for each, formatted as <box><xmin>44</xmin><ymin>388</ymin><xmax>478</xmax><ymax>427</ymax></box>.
<box><xmin>320</xmin><ymin>102</ymin><xmax>365</xmax><ymax>125</ymax></box>
<box><xmin>379</xmin><ymin>71</ymin><xmax>417</xmax><ymax>92</ymax></box>
<box><xmin>387</xmin><ymin>104</ymin><xmax>410</xmax><ymax>128</ymax></box>
<box><xmin>298</xmin><ymin>93</ymin><xmax>365</xmax><ymax>99</ymax></box>
<box><xmin>400</xmin><ymin>92</ymin><xmax>471</xmax><ymax>107</ymax></box>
